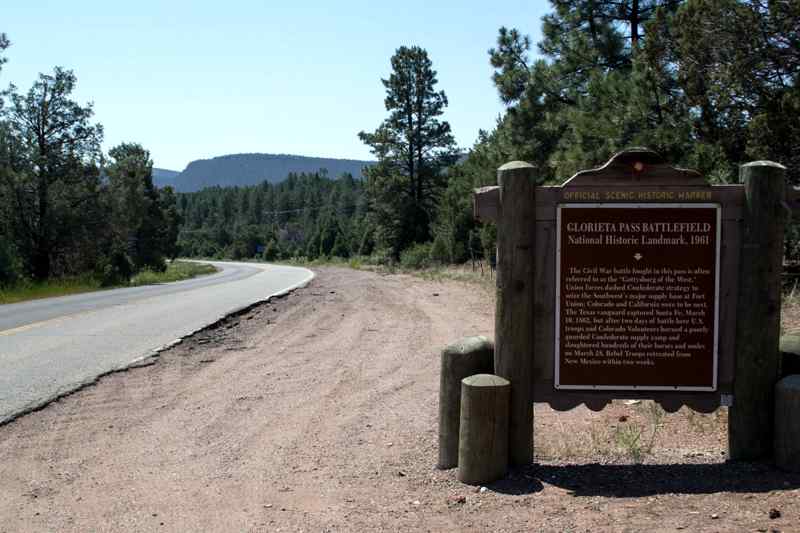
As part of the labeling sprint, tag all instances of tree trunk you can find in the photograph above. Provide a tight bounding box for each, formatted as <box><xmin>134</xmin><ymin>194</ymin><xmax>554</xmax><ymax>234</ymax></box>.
<box><xmin>33</xmin><ymin>172</ymin><xmax>50</xmax><ymax>280</ymax></box>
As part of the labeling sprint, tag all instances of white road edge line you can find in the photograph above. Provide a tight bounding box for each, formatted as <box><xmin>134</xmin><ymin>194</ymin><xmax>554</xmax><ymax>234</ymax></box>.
<box><xmin>0</xmin><ymin>267</ymin><xmax>315</xmax><ymax>428</ymax></box>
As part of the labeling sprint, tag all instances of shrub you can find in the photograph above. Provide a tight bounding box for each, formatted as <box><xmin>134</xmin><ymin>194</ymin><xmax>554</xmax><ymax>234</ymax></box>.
<box><xmin>367</xmin><ymin>247</ymin><xmax>394</xmax><ymax>266</ymax></box>
<box><xmin>261</xmin><ymin>240</ymin><xmax>278</xmax><ymax>261</ymax></box>
<box><xmin>97</xmin><ymin>245</ymin><xmax>134</xmax><ymax>287</ymax></box>
<box><xmin>400</xmin><ymin>242</ymin><xmax>432</xmax><ymax>270</ymax></box>
<box><xmin>430</xmin><ymin>234</ymin><xmax>450</xmax><ymax>264</ymax></box>
<box><xmin>330</xmin><ymin>234</ymin><xmax>350</xmax><ymax>258</ymax></box>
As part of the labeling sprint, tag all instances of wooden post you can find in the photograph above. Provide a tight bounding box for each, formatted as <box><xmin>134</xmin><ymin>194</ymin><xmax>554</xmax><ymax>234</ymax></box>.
<box><xmin>729</xmin><ymin>161</ymin><xmax>787</xmax><ymax>460</ymax></box>
<box><xmin>775</xmin><ymin>375</ymin><xmax>800</xmax><ymax>472</ymax></box>
<box><xmin>457</xmin><ymin>374</ymin><xmax>510</xmax><ymax>485</ymax></box>
<box><xmin>495</xmin><ymin>161</ymin><xmax>536</xmax><ymax>466</ymax></box>
<box><xmin>779</xmin><ymin>335</ymin><xmax>800</xmax><ymax>377</ymax></box>
<box><xmin>438</xmin><ymin>336</ymin><xmax>494</xmax><ymax>469</ymax></box>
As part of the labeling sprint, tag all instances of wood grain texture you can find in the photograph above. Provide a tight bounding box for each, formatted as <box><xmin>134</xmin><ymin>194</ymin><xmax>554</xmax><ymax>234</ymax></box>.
<box><xmin>775</xmin><ymin>375</ymin><xmax>800</xmax><ymax>472</ymax></box>
<box><xmin>780</xmin><ymin>335</ymin><xmax>800</xmax><ymax>377</ymax></box>
<box><xmin>729</xmin><ymin>161</ymin><xmax>787</xmax><ymax>460</ymax></box>
<box><xmin>438</xmin><ymin>337</ymin><xmax>494</xmax><ymax>469</ymax></box>
<box><xmin>495</xmin><ymin>161</ymin><xmax>537</xmax><ymax>466</ymax></box>
<box><xmin>457</xmin><ymin>374</ymin><xmax>510</xmax><ymax>485</ymax></box>
<box><xmin>563</xmin><ymin>148</ymin><xmax>705</xmax><ymax>187</ymax></box>
<box><xmin>473</xmin><ymin>186</ymin><xmax>500</xmax><ymax>223</ymax></box>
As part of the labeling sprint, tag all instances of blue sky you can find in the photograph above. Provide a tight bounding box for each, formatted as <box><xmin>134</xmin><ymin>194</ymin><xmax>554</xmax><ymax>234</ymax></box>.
<box><xmin>2</xmin><ymin>1</ymin><xmax>548</xmax><ymax>171</ymax></box>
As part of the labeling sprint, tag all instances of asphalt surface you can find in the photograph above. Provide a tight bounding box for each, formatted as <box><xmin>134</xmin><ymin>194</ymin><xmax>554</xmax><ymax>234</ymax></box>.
<box><xmin>0</xmin><ymin>261</ymin><xmax>314</xmax><ymax>424</ymax></box>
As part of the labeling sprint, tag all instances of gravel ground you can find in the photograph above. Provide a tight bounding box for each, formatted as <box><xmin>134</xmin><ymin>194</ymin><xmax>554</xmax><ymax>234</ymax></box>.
<box><xmin>0</xmin><ymin>267</ymin><xmax>798</xmax><ymax>532</ymax></box>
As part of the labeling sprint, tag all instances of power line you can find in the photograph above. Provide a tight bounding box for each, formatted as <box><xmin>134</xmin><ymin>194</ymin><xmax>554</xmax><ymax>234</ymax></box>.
<box><xmin>263</xmin><ymin>203</ymin><xmax>360</xmax><ymax>217</ymax></box>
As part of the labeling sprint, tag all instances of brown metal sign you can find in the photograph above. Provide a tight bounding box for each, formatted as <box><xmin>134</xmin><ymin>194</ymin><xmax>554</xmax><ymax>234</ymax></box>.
<box><xmin>555</xmin><ymin>204</ymin><xmax>721</xmax><ymax>391</ymax></box>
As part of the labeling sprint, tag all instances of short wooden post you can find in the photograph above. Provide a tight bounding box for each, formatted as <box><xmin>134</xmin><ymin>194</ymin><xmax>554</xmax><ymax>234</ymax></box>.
<box><xmin>729</xmin><ymin>161</ymin><xmax>787</xmax><ymax>460</ymax></box>
<box><xmin>457</xmin><ymin>374</ymin><xmax>510</xmax><ymax>485</ymax></box>
<box><xmin>495</xmin><ymin>161</ymin><xmax>536</xmax><ymax>466</ymax></box>
<box><xmin>779</xmin><ymin>335</ymin><xmax>800</xmax><ymax>377</ymax></box>
<box><xmin>438</xmin><ymin>336</ymin><xmax>494</xmax><ymax>469</ymax></box>
<box><xmin>775</xmin><ymin>375</ymin><xmax>800</xmax><ymax>472</ymax></box>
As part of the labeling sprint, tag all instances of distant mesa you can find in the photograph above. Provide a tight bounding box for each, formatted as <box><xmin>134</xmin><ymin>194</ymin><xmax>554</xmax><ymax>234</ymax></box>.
<box><xmin>153</xmin><ymin>153</ymin><xmax>375</xmax><ymax>192</ymax></box>
<box><xmin>152</xmin><ymin>168</ymin><xmax>180</xmax><ymax>184</ymax></box>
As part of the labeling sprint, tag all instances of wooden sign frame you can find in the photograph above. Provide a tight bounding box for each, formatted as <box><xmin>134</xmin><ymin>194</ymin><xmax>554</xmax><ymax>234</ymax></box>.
<box><xmin>533</xmin><ymin>177</ymin><xmax>741</xmax><ymax>413</ymax></box>
<box><xmin>476</xmin><ymin>149</ymin><xmax>744</xmax><ymax>413</ymax></box>
<box><xmin>474</xmin><ymin>148</ymin><xmax>791</xmax><ymax>463</ymax></box>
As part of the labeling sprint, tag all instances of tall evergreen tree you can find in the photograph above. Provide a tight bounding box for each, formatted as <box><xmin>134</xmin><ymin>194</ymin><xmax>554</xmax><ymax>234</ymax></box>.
<box><xmin>106</xmin><ymin>142</ymin><xmax>167</xmax><ymax>271</ymax></box>
<box><xmin>2</xmin><ymin>68</ymin><xmax>103</xmax><ymax>279</ymax></box>
<box><xmin>653</xmin><ymin>0</ymin><xmax>800</xmax><ymax>182</ymax></box>
<box><xmin>158</xmin><ymin>185</ymin><xmax>181</xmax><ymax>260</ymax></box>
<box><xmin>0</xmin><ymin>32</ymin><xmax>20</xmax><ymax>285</ymax></box>
<box><xmin>359</xmin><ymin>46</ymin><xmax>458</xmax><ymax>254</ymax></box>
<box><xmin>487</xmin><ymin>1</ymin><xmax>686</xmax><ymax>179</ymax></box>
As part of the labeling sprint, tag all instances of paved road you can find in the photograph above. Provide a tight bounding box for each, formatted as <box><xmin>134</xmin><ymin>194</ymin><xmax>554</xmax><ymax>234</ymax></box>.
<box><xmin>0</xmin><ymin>261</ymin><xmax>313</xmax><ymax>424</ymax></box>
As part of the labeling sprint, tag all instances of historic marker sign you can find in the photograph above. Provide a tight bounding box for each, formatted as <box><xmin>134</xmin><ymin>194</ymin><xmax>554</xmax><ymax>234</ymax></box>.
<box><xmin>555</xmin><ymin>204</ymin><xmax>721</xmax><ymax>391</ymax></box>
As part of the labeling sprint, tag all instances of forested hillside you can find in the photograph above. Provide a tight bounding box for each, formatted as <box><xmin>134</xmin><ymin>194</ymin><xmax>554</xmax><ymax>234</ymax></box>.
<box><xmin>165</xmin><ymin>153</ymin><xmax>374</xmax><ymax>192</ymax></box>
<box><xmin>177</xmin><ymin>172</ymin><xmax>370</xmax><ymax>260</ymax></box>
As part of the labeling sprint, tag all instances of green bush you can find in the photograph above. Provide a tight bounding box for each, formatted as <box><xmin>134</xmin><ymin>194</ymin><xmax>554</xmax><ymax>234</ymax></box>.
<box><xmin>261</xmin><ymin>240</ymin><xmax>279</xmax><ymax>261</ymax></box>
<box><xmin>97</xmin><ymin>246</ymin><xmax>134</xmax><ymax>287</ymax></box>
<box><xmin>400</xmin><ymin>242</ymin><xmax>432</xmax><ymax>270</ymax></box>
<box><xmin>330</xmin><ymin>234</ymin><xmax>350</xmax><ymax>258</ymax></box>
<box><xmin>357</xmin><ymin>226</ymin><xmax>375</xmax><ymax>256</ymax></box>
<box><xmin>368</xmin><ymin>247</ymin><xmax>394</xmax><ymax>266</ymax></box>
<box><xmin>430</xmin><ymin>234</ymin><xmax>450</xmax><ymax>264</ymax></box>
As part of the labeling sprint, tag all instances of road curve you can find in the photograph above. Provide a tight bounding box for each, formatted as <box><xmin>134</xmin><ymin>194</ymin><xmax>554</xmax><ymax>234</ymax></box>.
<box><xmin>0</xmin><ymin>261</ymin><xmax>313</xmax><ymax>424</ymax></box>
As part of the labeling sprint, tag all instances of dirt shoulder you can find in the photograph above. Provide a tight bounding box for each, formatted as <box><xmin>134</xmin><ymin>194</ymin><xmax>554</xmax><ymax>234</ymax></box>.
<box><xmin>0</xmin><ymin>267</ymin><xmax>798</xmax><ymax>532</ymax></box>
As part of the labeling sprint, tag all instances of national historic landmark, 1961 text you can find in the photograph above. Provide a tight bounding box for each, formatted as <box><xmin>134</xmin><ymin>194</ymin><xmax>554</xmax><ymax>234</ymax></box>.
<box><xmin>556</xmin><ymin>204</ymin><xmax>721</xmax><ymax>391</ymax></box>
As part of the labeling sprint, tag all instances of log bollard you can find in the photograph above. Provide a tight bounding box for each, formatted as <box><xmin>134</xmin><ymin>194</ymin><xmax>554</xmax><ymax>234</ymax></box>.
<box><xmin>457</xmin><ymin>374</ymin><xmax>510</xmax><ymax>485</ymax></box>
<box><xmin>438</xmin><ymin>336</ymin><xmax>494</xmax><ymax>469</ymax></box>
<box><xmin>775</xmin><ymin>375</ymin><xmax>800</xmax><ymax>472</ymax></box>
<box><xmin>779</xmin><ymin>335</ymin><xmax>800</xmax><ymax>377</ymax></box>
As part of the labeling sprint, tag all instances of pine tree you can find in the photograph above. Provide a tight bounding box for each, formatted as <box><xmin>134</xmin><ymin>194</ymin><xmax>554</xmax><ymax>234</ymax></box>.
<box><xmin>359</xmin><ymin>46</ymin><xmax>459</xmax><ymax>255</ymax></box>
<box><xmin>3</xmin><ymin>68</ymin><xmax>104</xmax><ymax>279</ymax></box>
<box><xmin>487</xmin><ymin>1</ymin><xmax>686</xmax><ymax>179</ymax></box>
<box><xmin>660</xmin><ymin>0</ymin><xmax>800</xmax><ymax>182</ymax></box>
<box><xmin>106</xmin><ymin>142</ymin><xmax>168</xmax><ymax>271</ymax></box>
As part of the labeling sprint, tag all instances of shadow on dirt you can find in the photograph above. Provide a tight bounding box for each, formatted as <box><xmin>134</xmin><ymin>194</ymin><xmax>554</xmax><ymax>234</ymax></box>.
<box><xmin>488</xmin><ymin>462</ymin><xmax>800</xmax><ymax>497</ymax></box>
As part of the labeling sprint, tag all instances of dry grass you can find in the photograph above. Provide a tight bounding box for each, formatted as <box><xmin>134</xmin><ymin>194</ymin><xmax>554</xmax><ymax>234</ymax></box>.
<box><xmin>0</xmin><ymin>261</ymin><xmax>218</xmax><ymax>305</ymax></box>
<box><xmin>534</xmin><ymin>400</ymin><xmax>727</xmax><ymax>465</ymax></box>
<box><xmin>129</xmin><ymin>260</ymin><xmax>217</xmax><ymax>286</ymax></box>
<box><xmin>0</xmin><ymin>275</ymin><xmax>104</xmax><ymax>305</ymax></box>
<box><xmin>782</xmin><ymin>280</ymin><xmax>800</xmax><ymax>335</ymax></box>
